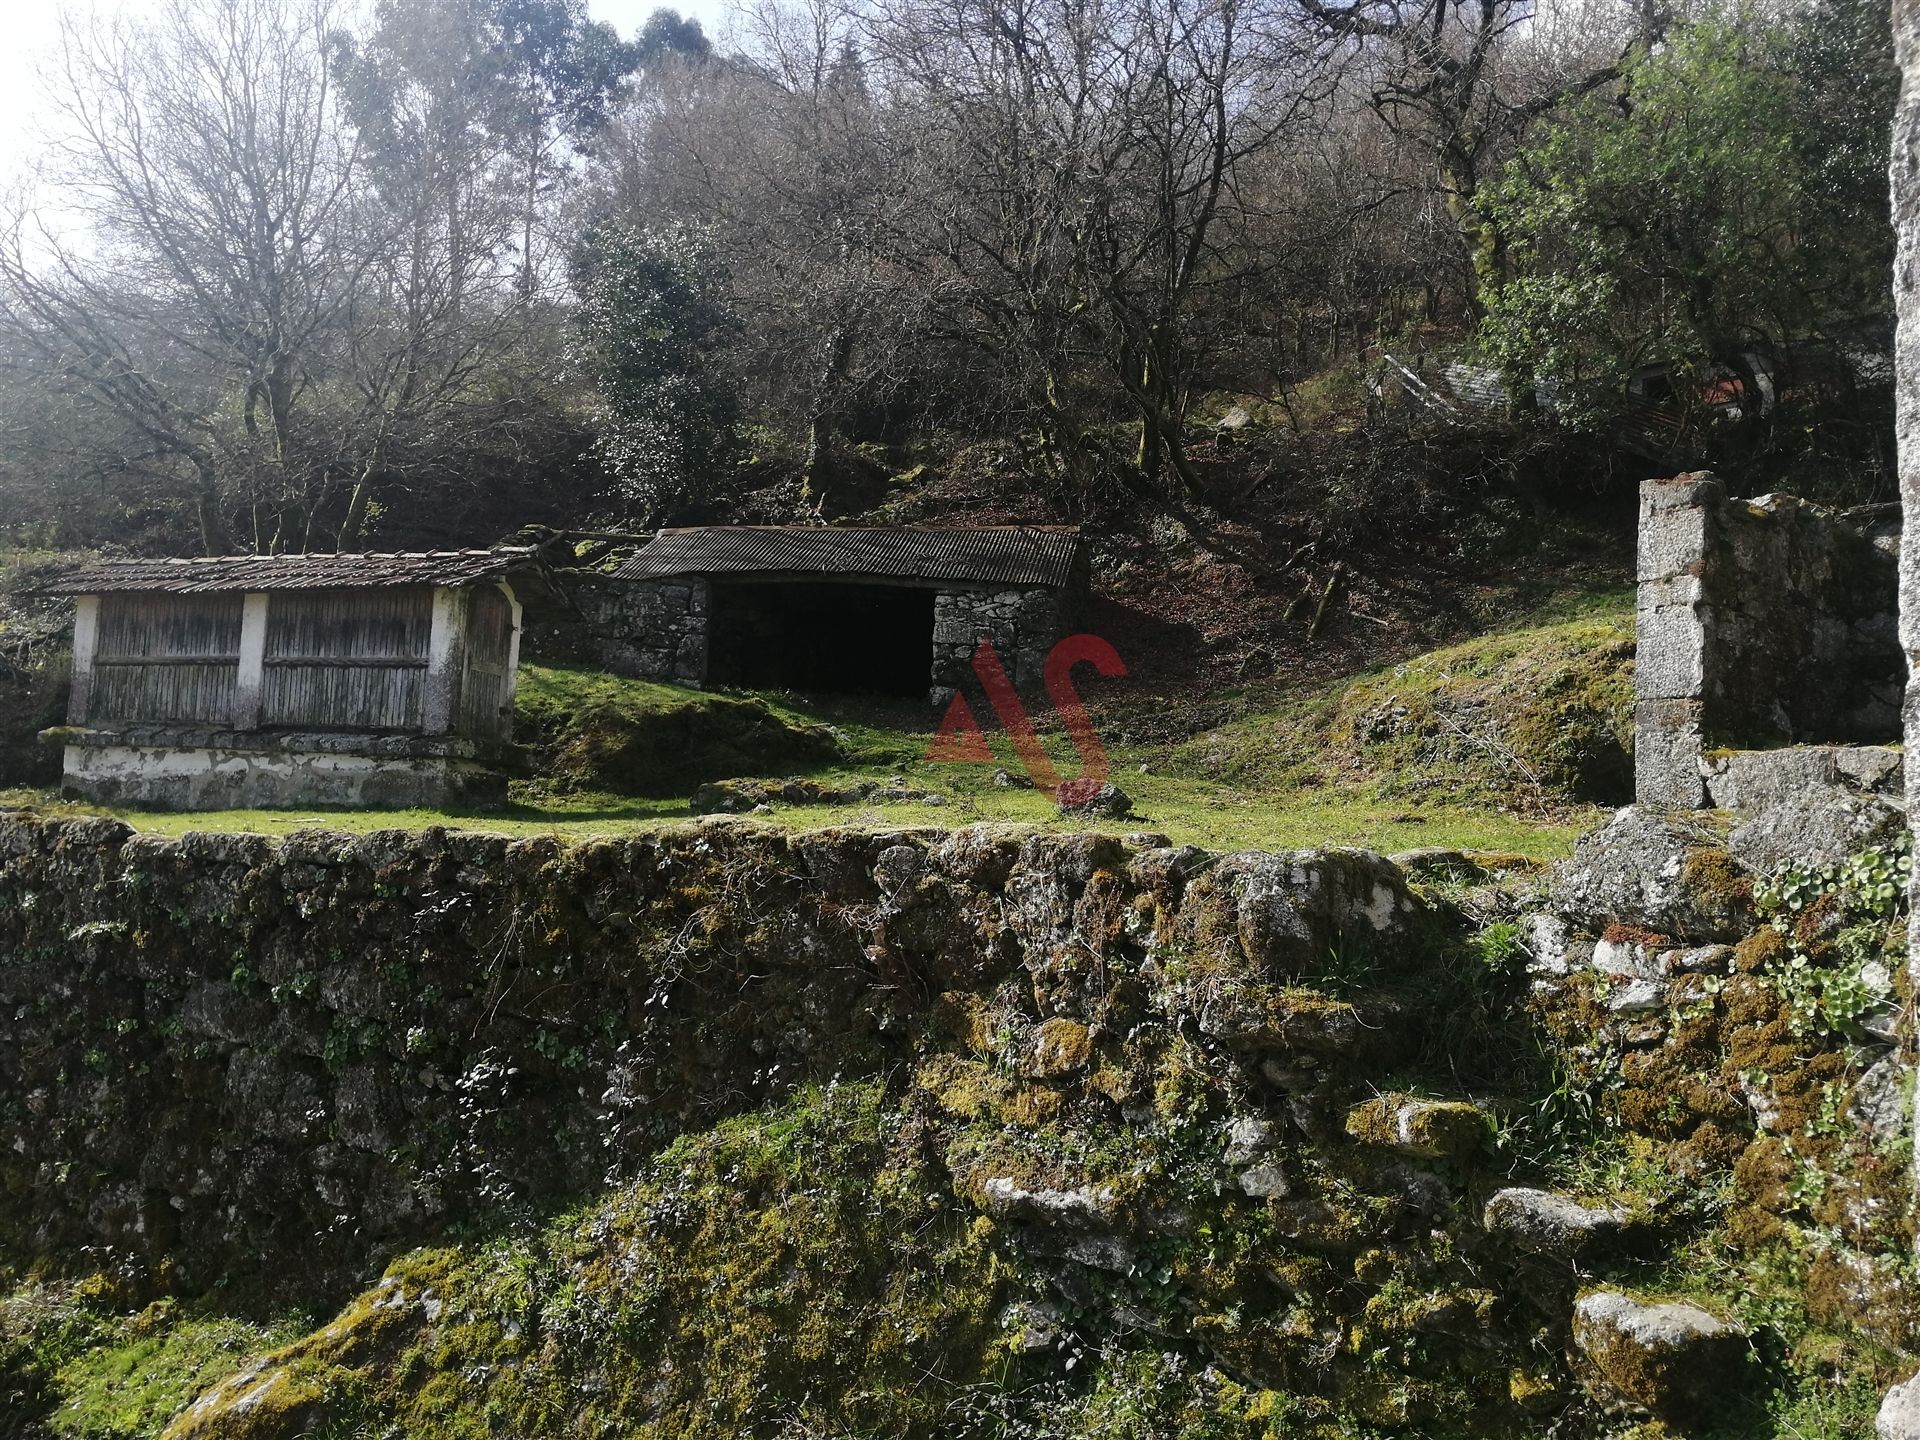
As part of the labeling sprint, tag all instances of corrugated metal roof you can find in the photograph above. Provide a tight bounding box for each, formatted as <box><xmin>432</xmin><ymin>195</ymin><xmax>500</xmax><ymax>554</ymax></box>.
<box><xmin>40</xmin><ymin>548</ymin><xmax>541</xmax><ymax>596</ymax></box>
<box><xmin>1382</xmin><ymin>352</ymin><xmax>1531</xmax><ymax>420</ymax></box>
<box><xmin>615</xmin><ymin>526</ymin><xmax>1084</xmax><ymax>590</ymax></box>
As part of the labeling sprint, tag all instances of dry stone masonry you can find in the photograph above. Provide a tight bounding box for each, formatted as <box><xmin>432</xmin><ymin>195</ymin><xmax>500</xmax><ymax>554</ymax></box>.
<box><xmin>930</xmin><ymin>585</ymin><xmax>1067</xmax><ymax>707</ymax></box>
<box><xmin>3</xmin><ymin>805</ymin><xmax>1911</xmax><ymax>1433</ymax></box>
<box><xmin>567</xmin><ymin>572</ymin><xmax>709</xmax><ymax>685</ymax></box>
<box><xmin>0</xmin><ymin>813</ymin><xmax>1422</xmax><ymax>1291</ymax></box>
<box><xmin>1635</xmin><ymin>473</ymin><xmax>1903</xmax><ymax>812</ymax></box>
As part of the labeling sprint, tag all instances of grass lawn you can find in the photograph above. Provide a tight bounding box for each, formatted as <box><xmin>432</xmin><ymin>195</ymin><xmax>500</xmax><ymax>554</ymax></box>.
<box><xmin>0</xmin><ymin>705</ymin><xmax>1600</xmax><ymax>858</ymax></box>
<box><xmin>0</xmin><ymin>785</ymin><xmax>1596</xmax><ymax>857</ymax></box>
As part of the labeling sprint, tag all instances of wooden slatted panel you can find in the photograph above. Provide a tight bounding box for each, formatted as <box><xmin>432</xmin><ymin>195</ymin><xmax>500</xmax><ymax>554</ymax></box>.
<box><xmin>261</xmin><ymin>587</ymin><xmax>433</xmax><ymax>731</ymax></box>
<box><xmin>91</xmin><ymin>593</ymin><xmax>243</xmax><ymax>724</ymax></box>
<box><xmin>458</xmin><ymin>586</ymin><xmax>515</xmax><ymax>741</ymax></box>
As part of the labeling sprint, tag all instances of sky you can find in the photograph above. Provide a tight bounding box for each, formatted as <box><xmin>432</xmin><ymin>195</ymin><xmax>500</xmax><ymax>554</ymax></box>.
<box><xmin>0</xmin><ymin>0</ymin><xmax>737</xmax><ymax>182</ymax></box>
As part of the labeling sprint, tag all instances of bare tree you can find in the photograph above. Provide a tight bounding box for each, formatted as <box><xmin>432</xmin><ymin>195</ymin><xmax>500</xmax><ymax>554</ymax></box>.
<box><xmin>0</xmin><ymin>0</ymin><xmax>360</xmax><ymax>552</ymax></box>
<box><xmin>864</xmin><ymin>0</ymin><xmax>1332</xmax><ymax>496</ymax></box>
<box><xmin>1297</xmin><ymin>0</ymin><xmax>1667</xmax><ymax>313</ymax></box>
<box><xmin>591</xmin><ymin>0</ymin><xmax>934</xmax><ymax>511</ymax></box>
<box><xmin>0</xmin><ymin>0</ymin><xmax>597</xmax><ymax>554</ymax></box>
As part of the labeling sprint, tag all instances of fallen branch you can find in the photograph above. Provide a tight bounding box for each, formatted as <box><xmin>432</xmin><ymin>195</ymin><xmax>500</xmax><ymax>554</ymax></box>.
<box><xmin>1307</xmin><ymin>563</ymin><xmax>1346</xmax><ymax>641</ymax></box>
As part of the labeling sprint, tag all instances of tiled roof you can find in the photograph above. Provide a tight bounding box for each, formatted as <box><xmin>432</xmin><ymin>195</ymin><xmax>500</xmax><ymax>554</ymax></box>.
<box><xmin>615</xmin><ymin>526</ymin><xmax>1084</xmax><ymax>590</ymax></box>
<box><xmin>39</xmin><ymin>548</ymin><xmax>541</xmax><ymax>595</ymax></box>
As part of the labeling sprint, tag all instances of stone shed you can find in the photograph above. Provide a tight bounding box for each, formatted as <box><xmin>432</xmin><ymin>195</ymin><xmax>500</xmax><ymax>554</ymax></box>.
<box><xmin>1635</xmin><ymin>474</ymin><xmax>1905</xmax><ymax>812</ymax></box>
<box><xmin>573</xmin><ymin>525</ymin><xmax>1086</xmax><ymax>703</ymax></box>
<box><xmin>41</xmin><ymin>549</ymin><xmax>549</xmax><ymax>810</ymax></box>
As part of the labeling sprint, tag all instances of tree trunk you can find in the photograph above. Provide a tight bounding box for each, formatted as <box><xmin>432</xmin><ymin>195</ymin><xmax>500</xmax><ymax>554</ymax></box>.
<box><xmin>1121</xmin><ymin>351</ymin><xmax>1199</xmax><ymax>498</ymax></box>
<box><xmin>338</xmin><ymin>418</ymin><xmax>395</xmax><ymax>552</ymax></box>
<box><xmin>521</xmin><ymin>112</ymin><xmax>541</xmax><ymax>303</ymax></box>
<box><xmin>800</xmin><ymin>329</ymin><xmax>853</xmax><ymax>506</ymax></box>
<box><xmin>1441</xmin><ymin>164</ymin><xmax>1503</xmax><ymax>320</ymax></box>
<box><xmin>1135</xmin><ymin>414</ymin><xmax>1163</xmax><ymax>478</ymax></box>
<box><xmin>193</xmin><ymin>459</ymin><xmax>226</xmax><ymax>556</ymax></box>
<box><xmin>1134</xmin><ymin>351</ymin><xmax>1163</xmax><ymax>478</ymax></box>
<box><xmin>801</xmin><ymin>411</ymin><xmax>832</xmax><ymax>506</ymax></box>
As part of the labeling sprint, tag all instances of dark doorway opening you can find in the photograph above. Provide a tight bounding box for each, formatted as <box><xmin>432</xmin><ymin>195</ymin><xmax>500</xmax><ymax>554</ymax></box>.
<box><xmin>708</xmin><ymin>580</ymin><xmax>935</xmax><ymax>696</ymax></box>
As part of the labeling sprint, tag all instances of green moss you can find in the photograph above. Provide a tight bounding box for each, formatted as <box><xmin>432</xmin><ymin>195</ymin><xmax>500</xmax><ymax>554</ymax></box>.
<box><xmin>0</xmin><ymin>1273</ymin><xmax>312</xmax><ymax>1440</ymax></box>
<box><xmin>1343</xmin><ymin>1096</ymin><xmax>1491</xmax><ymax>1162</ymax></box>
<box><xmin>163</xmin><ymin>1081</ymin><xmax>1012</xmax><ymax>1439</ymax></box>
<box><xmin>514</xmin><ymin>664</ymin><xmax>843</xmax><ymax>796</ymax></box>
<box><xmin>914</xmin><ymin>1053</ymin><xmax>1062</xmax><ymax>1128</ymax></box>
<box><xmin>52</xmin><ymin>1309</ymin><xmax>291</xmax><ymax>1439</ymax></box>
<box><xmin>1027</xmin><ymin>1016</ymin><xmax>1094</xmax><ymax>1077</ymax></box>
<box><xmin>1173</xmin><ymin>589</ymin><xmax>1635</xmax><ymax>809</ymax></box>
<box><xmin>1681</xmin><ymin>847</ymin><xmax>1753</xmax><ymax>914</ymax></box>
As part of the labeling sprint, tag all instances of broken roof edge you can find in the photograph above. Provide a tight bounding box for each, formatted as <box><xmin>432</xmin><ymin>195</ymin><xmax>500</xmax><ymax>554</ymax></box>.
<box><xmin>35</xmin><ymin>546</ymin><xmax>548</xmax><ymax>597</ymax></box>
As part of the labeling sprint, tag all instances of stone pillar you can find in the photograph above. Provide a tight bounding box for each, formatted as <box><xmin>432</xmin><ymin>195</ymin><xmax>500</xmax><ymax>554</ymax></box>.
<box><xmin>232</xmin><ymin>593</ymin><xmax>269</xmax><ymax>731</ymax></box>
<box><xmin>66</xmin><ymin>596</ymin><xmax>99</xmax><ymax>725</ymax></box>
<box><xmin>422</xmin><ymin>587</ymin><xmax>470</xmax><ymax>736</ymax></box>
<box><xmin>1634</xmin><ymin>474</ymin><xmax>1724</xmax><ymax>810</ymax></box>
<box><xmin>1898</xmin><ymin>0</ymin><xmax>1920</xmax><ymax>835</ymax></box>
<box><xmin>1893</xmin><ymin>1</ymin><xmax>1920</xmax><ymax>1410</ymax></box>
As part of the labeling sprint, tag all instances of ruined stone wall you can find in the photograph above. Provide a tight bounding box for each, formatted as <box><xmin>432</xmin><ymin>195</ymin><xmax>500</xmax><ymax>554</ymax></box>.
<box><xmin>567</xmin><ymin>573</ymin><xmax>709</xmax><ymax>685</ymax></box>
<box><xmin>1892</xmin><ymin>15</ymin><xmax>1920</xmax><ymax>1433</ymax></box>
<box><xmin>0</xmin><ymin>813</ymin><xmax>1418</xmax><ymax>1292</ymax></box>
<box><xmin>1542</xmin><ymin>807</ymin><xmax>1914</xmax><ymax>1354</ymax></box>
<box><xmin>1635</xmin><ymin>475</ymin><xmax>1902</xmax><ymax>809</ymax></box>
<box><xmin>930</xmin><ymin>586</ymin><xmax>1066</xmax><ymax>707</ymax></box>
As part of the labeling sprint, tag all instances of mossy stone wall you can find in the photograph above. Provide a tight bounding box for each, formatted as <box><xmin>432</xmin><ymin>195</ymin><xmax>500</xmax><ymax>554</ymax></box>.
<box><xmin>0</xmin><ymin>814</ymin><xmax>1420</xmax><ymax>1294</ymax></box>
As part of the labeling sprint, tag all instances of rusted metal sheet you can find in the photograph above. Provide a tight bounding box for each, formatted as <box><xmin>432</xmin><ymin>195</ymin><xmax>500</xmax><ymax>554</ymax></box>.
<box><xmin>261</xmin><ymin>589</ymin><xmax>433</xmax><ymax>732</ymax></box>
<box><xmin>615</xmin><ymin>526</ymin><xmax>1084</xmax><ymax>590</ymax></box>
<box><xmin>91</xmin><ymin>593</ymin><xmax>244</xmax><ymax>725</ymax></box>
<box><xmin>40</xmin><ymin>548</ymin><xmax>540</xmax><ymax>596</ymax></box>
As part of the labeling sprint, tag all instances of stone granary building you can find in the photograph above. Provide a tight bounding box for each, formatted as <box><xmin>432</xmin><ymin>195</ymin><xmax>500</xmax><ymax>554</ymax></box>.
<box><xmin>572</xmin><ymin>524</ymin><xmax>1087</xmax><ymax>703</ymax></box>
<box><xmin>1635</xmin><ymin>474</ymin><xmax>1906</xmax><ymax>813</ymax></box>
<box><xmin>42</xmin><ymin>549</ymin><xmax>546</xmax><ymax>811</ymax></box>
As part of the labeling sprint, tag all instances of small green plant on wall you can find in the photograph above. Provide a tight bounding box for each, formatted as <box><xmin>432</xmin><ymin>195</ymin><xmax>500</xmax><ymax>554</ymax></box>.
<box><xmin>1753</xmin><ymin>831</ymin><xmax>1909</xmax><ymax>1041</ymax></box>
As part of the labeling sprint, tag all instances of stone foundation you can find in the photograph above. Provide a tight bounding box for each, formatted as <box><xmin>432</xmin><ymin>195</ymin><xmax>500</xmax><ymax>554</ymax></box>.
<box><xmin>57</xmin><ymin>728</ymin><xmax>506</xmax><ymax>811</ymax></box>
<box><xmin>1702</xmin><ymin>743</ymin><xmax>1905</xmax><ymax>813</ymax></box>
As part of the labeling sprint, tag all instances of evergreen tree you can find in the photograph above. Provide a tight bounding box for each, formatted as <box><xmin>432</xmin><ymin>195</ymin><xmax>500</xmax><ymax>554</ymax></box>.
<box><xmin>572</xmin><ymin>222</ymin><xmax>741</xmax><ymax>523</ymax></box>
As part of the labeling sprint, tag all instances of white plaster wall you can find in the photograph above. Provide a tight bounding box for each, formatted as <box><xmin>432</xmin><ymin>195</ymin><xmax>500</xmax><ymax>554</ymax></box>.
<box><xmin>63</xmin><ymin>744</ymin><xmax>501</xmax><ymax>812</ymax></box>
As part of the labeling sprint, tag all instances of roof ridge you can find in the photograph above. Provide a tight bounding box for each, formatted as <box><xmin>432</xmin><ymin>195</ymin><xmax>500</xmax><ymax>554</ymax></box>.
<box><xmin>37</xmin><ymin>546</ymin><xmax>546</xmax><ymax>596</ymax></box>
<box><xmin>647</xmin><ymin>525</ymin><xmax>1080</xmax><ymax>540</ymax></box>
<box><xmin>616</xmin><ymin>523</ymin><xmax>1084</xmax><ymax>588</ymax></box>
<box><xmin>82</xmin><ymin>545</ymin><xmax>537</xmax><ymax>565</ymax></box>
